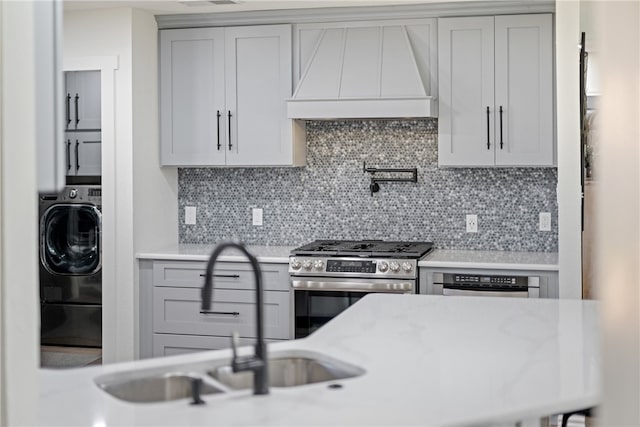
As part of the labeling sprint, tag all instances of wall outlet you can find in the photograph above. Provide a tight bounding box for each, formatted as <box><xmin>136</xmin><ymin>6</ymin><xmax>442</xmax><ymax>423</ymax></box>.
<box><xmin>466</xmin><ymin>214</ymin><xmax>478</xmax><ymax>233</ymax></box>
<box><xmin>539</xmin><ymin>212</ymin><xmax>551</xmax><ymax>231</ymax></box>
<box><xmin>185</xmin><ymin>206</ymin><xmax>196</xmax><ymax>225</ymax></box>
<box><xmin>252</xmin><ymin>208</ymin><xmax>263</xmax><ymax>226</ymax></box>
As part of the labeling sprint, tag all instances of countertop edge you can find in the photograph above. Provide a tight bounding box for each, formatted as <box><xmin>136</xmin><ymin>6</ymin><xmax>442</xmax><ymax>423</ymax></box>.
<box><xmin>417</xmin><ymin>260</ymin><xmax>559</xmax><ymax>271</ymax></box>
<box><xmin>136</xmin><ymin>246</ymin><xmax>559</xmax><ymax>270</ymax></box>
<box><xmin>136</xmin><ymin>253</ymin><xmax>290</xmax><ymax>263</ymax></box>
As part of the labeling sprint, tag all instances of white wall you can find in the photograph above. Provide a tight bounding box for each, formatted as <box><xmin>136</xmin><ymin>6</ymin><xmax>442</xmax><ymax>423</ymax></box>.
<box><xmin>64</xmin><ymin>7</ymin><xmax>177</xmax><ymax>363</ymax></box>
<box><xmin>131</xmin><ymin>8</ymin><xmax>178</xmax><ymax>359</ymax></box>
<box><xmin>0</xmin><ymin>4</ymin><xmax>4</xmax><ymax>422</ymax></box>
<box><xmin>556</xmin><ymin>1</ymin><xmax>582</xmax><ymax>299</ymax></box>
<box><xmin>597</xmin><ymin>1</ymin><xmax>640</xmax><ymax>424</ymax></box>
<box><xmin>0</xmin><ymin>1</ymin><xmax>40</xmax><ymax>424</ymax></box>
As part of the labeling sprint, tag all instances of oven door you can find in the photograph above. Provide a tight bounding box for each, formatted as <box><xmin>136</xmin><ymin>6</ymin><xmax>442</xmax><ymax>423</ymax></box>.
<box><xmin>292</xmin><ymin>277</ymin><xmax>415</xmax><ymax>339</ymax></box>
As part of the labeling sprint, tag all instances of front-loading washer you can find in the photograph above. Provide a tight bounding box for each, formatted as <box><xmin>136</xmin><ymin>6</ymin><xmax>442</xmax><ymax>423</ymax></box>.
<box><xmin>39</xmin><ymin>185</ymin><xmax>102</xmax><ymax>347</ymax></box>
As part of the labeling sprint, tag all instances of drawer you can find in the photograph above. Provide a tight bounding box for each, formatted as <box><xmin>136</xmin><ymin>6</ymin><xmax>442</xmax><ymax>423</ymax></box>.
<box><xmin>152</xmin><ymin>333</ymin><xmax>285</xmax><ymax>358</ymax></box>
<box><xmin>152</xmin><ymin>261</ymin><xmax>289</xmax><ymax>291</ymax></box>
<box><xmin>153</xmin><ymin>287</ymin><xmax>290</xmax><ymax>339</ymax></box>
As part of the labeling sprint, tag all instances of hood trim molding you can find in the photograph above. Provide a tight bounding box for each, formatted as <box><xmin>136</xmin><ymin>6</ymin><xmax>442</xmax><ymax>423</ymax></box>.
<box><xmin>287</xmin><ymin>98</ymin><xmax>435</xmax><ymax>120</ymax></box>
<box><xmin>156</xmin><ymin>2</ymin><xmax>554</xmax><ymax>29</ymax></box>
<box><xmin>288</xmin><ymin>18</ymin><xmax>438</xmax><ymax>119</ymax></box>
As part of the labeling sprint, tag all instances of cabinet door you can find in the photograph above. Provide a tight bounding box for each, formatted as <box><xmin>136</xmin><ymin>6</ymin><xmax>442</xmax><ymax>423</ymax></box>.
<box><xmin>224</xmin><ymin>25</ymin><xmax>293</xmax><ymax>166</ymax></box>
<box><xmin>494</xmin><ymin>14</ymin><xmax>554</xmax><ymax>166</ymax></box>
<box><xmin>160</xmin><ymin>28</ymin><xmax>226</xmax><ymax>166</ymax></box>
<box><xmin>73</xmin><ymin>131</ymin><xmax>101</xmax><ymax>176</ymax></box>
<box><xmin>63</xmin><ymin>73</ymin><xmax>74</xmax><ymax>131</ymax></box>
<box><xmin>438</xmin><ymin>17</ymin><xmax>495</xmax><ymax>167</ymax></box>
<box><xmin>153</xmin><ymin>287</ymin><xmax>290</xmax><ymax>339</ymax></box>
<box><xmin>63</xmin><ymin>135</ymin><xmax>74</xmax><ymax>176</ymax></box>
<box><xmin>70</xmin><ymin>71</ymin><xmax>102</xmax><ymax>130</ymax></box>
<box><xmin>152</xmin><ymin>334</ymin><xmax>285</xmax><ymax>358</ymax></box>
<box><xmin>152</xmin><ymin>261</ymin><xmax>290</xmax><ymax>291</ymax></box>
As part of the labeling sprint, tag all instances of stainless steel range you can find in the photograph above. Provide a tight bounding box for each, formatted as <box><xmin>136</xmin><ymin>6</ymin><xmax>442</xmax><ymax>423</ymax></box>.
<box><xmin>289</xmin><ymin>240</ymin><xmax>434</xmax><ymax>338</ymax></box>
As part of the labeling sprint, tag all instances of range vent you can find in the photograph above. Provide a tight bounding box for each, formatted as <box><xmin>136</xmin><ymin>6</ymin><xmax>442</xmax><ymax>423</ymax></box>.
<box><xmin>288</xmin><ymin>19</ymin><xmax>438</xmax><ymax>119</ymax></box>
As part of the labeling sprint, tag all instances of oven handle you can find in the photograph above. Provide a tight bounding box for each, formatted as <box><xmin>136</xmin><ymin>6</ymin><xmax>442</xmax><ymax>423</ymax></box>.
<box><xmin>292</xmin><ymin>279</ymin><xmax>414</xmax><ymax>293</ymax></box>
<box><xmin>442</xmin><ymin>288</ymin><xmax>529</xmax><ymax>298</ymax></box>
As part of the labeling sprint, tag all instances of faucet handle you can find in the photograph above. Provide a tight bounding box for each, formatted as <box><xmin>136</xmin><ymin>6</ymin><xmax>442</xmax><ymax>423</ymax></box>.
<box><xmin>231</xmin><ymin>331</ymin><xmax>240</xmax><ymax>362</ymax></box>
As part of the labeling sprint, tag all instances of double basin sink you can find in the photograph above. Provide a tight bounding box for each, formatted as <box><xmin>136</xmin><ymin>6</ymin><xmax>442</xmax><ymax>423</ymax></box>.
<box><xmin>95</xmin><ymin>350</ymin><xmax>365</xmax><ymax>403</ymax></box>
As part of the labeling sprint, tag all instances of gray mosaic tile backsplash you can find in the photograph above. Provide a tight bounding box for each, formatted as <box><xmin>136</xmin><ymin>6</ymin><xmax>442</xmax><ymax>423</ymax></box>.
<box><xmin>179</xmin><ymin>119</ymin><xmax>558</xmax><ymax>252</ymax></box>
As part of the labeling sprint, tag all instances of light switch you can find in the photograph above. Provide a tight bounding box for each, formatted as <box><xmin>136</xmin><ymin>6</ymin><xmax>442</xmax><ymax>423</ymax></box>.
<box><xmin>252</xmin><ymin>208</ymin><xmax>263</xmax><ymax>226</ymax></box>
<box><xmin>539</xmin><ymin>212</ymin><xmax>551</xmax><ymax>231</ymax></box>
<box><xmin>185</xmin><ymin>206</ymin><xmax>196</xmax><ymax>225</ymax></box>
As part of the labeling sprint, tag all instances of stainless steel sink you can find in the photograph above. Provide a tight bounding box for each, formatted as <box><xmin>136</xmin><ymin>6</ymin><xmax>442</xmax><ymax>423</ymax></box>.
<box><xmin>95</xmin><ymin>351</ymin><xmax>364</xmax><ymax>402</ymax></box>
<box><xmin>209</xmin><ymin>356</ymin><xmax>365</xmax><ymax>390</ymax></box>
<box><xmin>97</xmin><ymin>372</ymin><xmax>224</xmax><ymax>403</ymax></box>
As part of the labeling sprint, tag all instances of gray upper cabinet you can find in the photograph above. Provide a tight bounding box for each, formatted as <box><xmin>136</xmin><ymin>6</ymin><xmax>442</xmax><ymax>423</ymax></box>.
<box><xmin>64</xmin><ymin>71</ymin><xmax>101</xmax><ymax>131</ymax></box>
<box><xmin>160</xmin><ymin>28</ymin><xmax>226</xmax><ymax>166</ymax></box>
<box><xmin>64</xmin><ymin>131</ymin><xmax>102</xmax><ymax>176</ymax></box>
<box><xmin>160</xmin><ymin>24</ymin><xmax>306</xmax><ymax>167</ymax></box>
<box><xmin>437</xmin><ymin>14</ymin><xmax>554</xmax><ymax>167</ymax></box>
<box><xmin>63</xmin><ymin>70</ymin><xmax>101</xmax><ymax>178</ymax></box>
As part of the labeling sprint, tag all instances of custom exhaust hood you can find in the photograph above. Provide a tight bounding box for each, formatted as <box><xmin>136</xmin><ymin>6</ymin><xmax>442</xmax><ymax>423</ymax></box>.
<box><xmin>287</xmin><ymin>19</ymin><xmax>438</xmax><ymax>120</ymax></box>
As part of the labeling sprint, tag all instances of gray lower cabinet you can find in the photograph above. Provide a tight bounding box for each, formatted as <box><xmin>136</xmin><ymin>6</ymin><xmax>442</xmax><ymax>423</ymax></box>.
<box><xmin>153</xmin><ymin>334</ymin><xmax>285</xmax><ymax>358</ymax></box>
<box><xmin>139</xmin><ymin>259</ymin><xmax>291</xmax><ymax>359</ymax></box>
<box><xmin>419</xmin><ymin>267</ymin><xmax>559</xmax><ymax>298</ymax></box>
<box><xmin>153</xmin><ymin>287</ymin><xmax>290</xmax><ymax>338</ymax></box>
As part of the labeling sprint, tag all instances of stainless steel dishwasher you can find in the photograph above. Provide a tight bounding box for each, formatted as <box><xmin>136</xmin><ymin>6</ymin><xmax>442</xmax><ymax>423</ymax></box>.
<box><xmin>432</xmin><ymin>273</ymin><xmax>540</xmax><ymax>298</ymax></box>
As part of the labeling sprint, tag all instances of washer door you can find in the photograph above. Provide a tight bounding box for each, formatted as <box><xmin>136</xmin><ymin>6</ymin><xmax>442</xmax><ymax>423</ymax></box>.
<box><xmin>41</xmin><ymin>204</ymin><xmax>101</xmax><ymax>275</ymax></box>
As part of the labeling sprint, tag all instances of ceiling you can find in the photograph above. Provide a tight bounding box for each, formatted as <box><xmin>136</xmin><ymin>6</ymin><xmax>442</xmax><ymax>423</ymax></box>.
<box><xmin>63</xmin><ymin>0</ymin><xmax>470</xmax><ymax>16</ymax></box>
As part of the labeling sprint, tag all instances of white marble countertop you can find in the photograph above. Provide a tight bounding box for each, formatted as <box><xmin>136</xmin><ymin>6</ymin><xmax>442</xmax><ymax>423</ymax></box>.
<box><xmin>136</xmin><ymin>245</ymin><xmax>559</xmax><ymax>271</ymax></box>
<box><xmin>136</xmin><ymin>243</ymin><xmax>297</xmax><ymax>263</ymax></box>
<box><xmin>419</xmin><ymin>249</ymin><xmax>559</xmax><ymax>271</ymax></box>
<box><xmin>38</xmin><ymin>294</ymin><xmax>599</xmax><ymax>426</ymax></box>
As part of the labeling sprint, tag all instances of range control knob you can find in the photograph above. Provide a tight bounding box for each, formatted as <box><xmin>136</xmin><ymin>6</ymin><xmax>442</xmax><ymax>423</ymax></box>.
<box><xmin>313</xmin><ymin>260</ymin><xmax>325</xmax><ymax>271</ymax></box>
<box><xmin>378</xmin><ymin>261</ymin><xmax>389</xmax><ymax>273</ymax></box>
<box><xmin>389</xmin><ymin>261</ymin><xmax>400</xmax><ymax>272</ymax></box>
<box><xmin>302</xmin><ymin>260</ymin><xmax>313</xmax><ymax>271</ymax></box>
<box><xmin>401</xmin><ymin>262</ymin><xmax>413</xmax><ymax>273</ymax></box>
<box><xmin>290</xmin><ymin>258</ymin><xmax>302</xmax><ymax>270</ymax></box>
<box><xmin>68</xmin><ymin>188</ymin><xmax>78</xmax><ymax>199</ymax></box>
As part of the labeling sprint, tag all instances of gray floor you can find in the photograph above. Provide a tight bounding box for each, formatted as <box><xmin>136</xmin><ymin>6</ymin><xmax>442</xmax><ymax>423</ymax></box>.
<box><xmin>40</xmin><ymin>346</ymin><xmax>101</xmax><ymax>369</ymax></box>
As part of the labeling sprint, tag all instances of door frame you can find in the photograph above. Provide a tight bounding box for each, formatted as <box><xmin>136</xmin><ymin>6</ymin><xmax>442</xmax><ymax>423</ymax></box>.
<box><xmin>63</xmin><ymin>56</ymin><xmax>118</xmax><ymax>360</ymax></box>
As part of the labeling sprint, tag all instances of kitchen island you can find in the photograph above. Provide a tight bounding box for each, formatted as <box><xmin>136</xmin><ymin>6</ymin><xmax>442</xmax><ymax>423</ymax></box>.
<box><xmin>38</xmin><ymin>294</ymin><xmax>599</xmax><ymax>426</ymax></box>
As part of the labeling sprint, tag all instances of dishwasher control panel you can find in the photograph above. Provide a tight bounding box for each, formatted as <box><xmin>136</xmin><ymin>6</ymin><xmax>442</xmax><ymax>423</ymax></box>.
<box><xmin>452</xmin><ymin>275</ymin><xmax>520</xmax><ymax>286</ymax></box>
<box><xmin>430</xmin><ymin>272</ymin><xmax>541</xmax><ymax>298</ymax></box>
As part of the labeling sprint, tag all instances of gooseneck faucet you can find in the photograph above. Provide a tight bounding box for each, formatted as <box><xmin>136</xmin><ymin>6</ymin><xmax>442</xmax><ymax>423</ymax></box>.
<box><xmin>201</xmin><ymin>242</ymin><xmax>269</xmax><ymax>395</ymax></box>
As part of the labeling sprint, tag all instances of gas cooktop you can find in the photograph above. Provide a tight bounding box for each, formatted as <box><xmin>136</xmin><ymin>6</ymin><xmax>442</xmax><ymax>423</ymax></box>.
<box><xmin>291</xmin><ymin>240</ymin><xmax>434</xmax><ymax>259</ymax></box>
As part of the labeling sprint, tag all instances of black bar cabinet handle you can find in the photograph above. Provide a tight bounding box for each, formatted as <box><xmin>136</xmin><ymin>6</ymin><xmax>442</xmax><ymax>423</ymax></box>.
<box><xmin>200</xmin><ymin>311</ymin><xmax>240</xmax><ymax>317</ymax></box>
<box><xmin>66</xmin><ymin>94</ymin><xmax>71</xmax><ymax>126</ymax></box>
<box><xmin>199</xmin><ymin>274</ymin><xmax>240</xmax><ymax>279</ymax></box>
<box><xmin>66</xmin><ymin>140</ymin><xmax>71</xmax><ymax>172</ymax></box>
<box><xmin>75</xmin><ymin>140</ymin><xmax>80</xmax><ymax>172</ymax></box>
<box><xmin>227</xmin><ymin>110</ymin><xmax>232</xmax><ymax>150</ymax></box>
<box><xmin>486</xmin><ymin>106</ymin><xmax>490</xmax><ymax>150</ymax></box>
<box><xmin>74</xmin><ymin>94</ymin><xmax>80</xmax><ymax>126</ymax></box>
<box><xmin>499</xmin><ymin>105</ymin><xmax>504</xmax><ymax>149</ymax></box>
<box><xmin>216</xmin><ymin>110</ymin><xmax>221</xmax><ymax>150</ymax></box>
